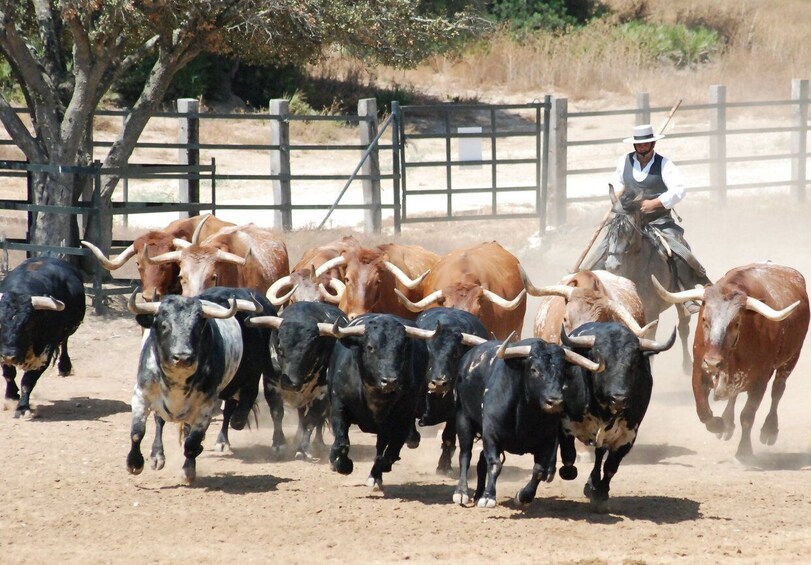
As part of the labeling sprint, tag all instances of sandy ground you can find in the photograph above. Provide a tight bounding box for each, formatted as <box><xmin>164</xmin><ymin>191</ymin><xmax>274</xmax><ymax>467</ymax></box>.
<box><xmin>1</xmin><ymin>189</ymin><xmax>810</xmax><ymax>564</ymax></box>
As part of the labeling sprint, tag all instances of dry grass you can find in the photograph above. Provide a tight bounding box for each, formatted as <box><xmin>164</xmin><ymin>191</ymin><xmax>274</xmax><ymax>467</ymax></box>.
<box><xmin>323</xmin><ymin>0</ymin><xmax>810</xmax><ymax>106</ymax></box>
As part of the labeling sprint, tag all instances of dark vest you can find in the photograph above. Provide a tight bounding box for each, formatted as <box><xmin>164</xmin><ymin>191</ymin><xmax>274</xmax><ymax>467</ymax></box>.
<box><xmin>622</xmin><ymin>152</ymin><xmax>672</xmax><ymax>221</ymax></box>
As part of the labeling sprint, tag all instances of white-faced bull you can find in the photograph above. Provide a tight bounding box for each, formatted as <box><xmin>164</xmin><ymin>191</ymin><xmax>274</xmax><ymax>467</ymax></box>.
<box><xmin>246</xmin><ymin>301</ymin><xmax>349</xmax><ymax>460</ymax></box>
<box><xmin>0</xmin><ymin>257</ymin><xmax>85</xmax><ymax>418</ymax></box>
<box><xmin>652</xmin><ymin>263</ymin><xmax>809</xmax><ymax>459</ymax></box>
<box><xmin>126</xmin><ymin>293</ymin><xmax>249</xmax><ymax>484</ymax></box>
<box><xmin>453</xmin><ymin>334</ymin><xmax>602</xmax><ymax>508</ymax></box>
<box><xmin>559</xmin><ymin>321</ymin><xmax>675</xmax><ymax>511</ymax></box>
<box><xmin>325</xmin><ymin>313</ymin><xmax>429</xmax><ymax>492</ymax></box>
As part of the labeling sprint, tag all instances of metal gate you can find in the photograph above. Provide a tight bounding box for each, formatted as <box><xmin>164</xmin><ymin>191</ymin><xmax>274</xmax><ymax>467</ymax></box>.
<box><xmin>394</xmin><ymin>98</ymin><xmax>551</xmax><ymax>232</ymax></box>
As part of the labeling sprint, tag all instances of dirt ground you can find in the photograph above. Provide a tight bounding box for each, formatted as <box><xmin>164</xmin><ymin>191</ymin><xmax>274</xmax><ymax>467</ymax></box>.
<box><xmin>1</xmin><ymin>190</ymin><xmax>811</xmax><ymax>564</ymax></box>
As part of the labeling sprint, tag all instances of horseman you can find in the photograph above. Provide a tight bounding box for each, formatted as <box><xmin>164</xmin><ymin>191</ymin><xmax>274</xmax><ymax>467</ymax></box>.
<box><xmin>586</xmin><ymin>123</ymin><xmax>710</xmax><ymax>313</ymax></box>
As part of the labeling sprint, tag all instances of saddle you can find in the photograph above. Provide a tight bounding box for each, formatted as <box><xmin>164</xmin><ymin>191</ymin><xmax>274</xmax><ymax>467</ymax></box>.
<box><xmin>644</xmin><ymin>225</ymin><xmax>707</xmax><ymax>276</ymax></box>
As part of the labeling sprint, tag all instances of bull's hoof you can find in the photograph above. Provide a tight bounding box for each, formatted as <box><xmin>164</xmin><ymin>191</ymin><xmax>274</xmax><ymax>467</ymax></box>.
<box><xmin>295</xmin><ymin>449</ymin><xmax>315</xmax><ymax>462</ymax></box>
<box><xmin>14</xmin><ymin>407</ymin><xmax>35</xmax><ymax>420</ymax></box>
<box><xmin>181</xmin><ymin>462</ymin><xmax>196</xmax><ymax>485</ymax></box>
<box><xmin>452</xmin><ymin>491</ymin><xmax>470</xmax><ymax>506</ymax></box>
<box><xmin>366</xmin><ymin>476</ymin><xmax>384</xmax><ymax>493</ymax></box>
<box><xmin>515</xmin><ymin>488</ymin><xmax>535</xmax><ymax>506</ymax></box>
<box><xmin>719</xmin><ymin>423</ymin><xmax>736</xmax><ymax>441</ymax></box>
<box><xmin>476</xmin><ymin>496</ymin><xmax>497</xmax><ymax>508</ymax></box>
<box><xmin>584</xmin><ymin>481</ymin><xmax>609</xmax><ymax>504</ymax></box>
<box><xmin>150</xmin><ymin>454</ymin><xmax>165</xmax><ymax>471</ymax></box>
<box><xmin>559</xmin><ymin>465</ymin><xmax>578</xmax><ymax>481</ymax></box>
<box><xmin>436</xmin><ymin>464</ymin><xmax>454</xmax><ymax>477</ymax></box>
<box><xmin>127</xmin><ymin>452</ymin><xmax>145</xmax><ymax>475</ymax></box>
<box><xmin>58</xmin><ymin>369</ymin><xmax>73</xmax><ymax>377</ymax></box>
<box><xmin>704</xmin><ymin>417</ymin><xmax>725</xmax><ymax>434</ymax></box>
<box><xmin>760</xmin><ymin>427</ymin><xmax>778</xmax><ymax>446</ymax></box>
<box><xmin>331</xmin><ymin>456</ymin><xmax>353</xmax><ymax>475</ymax></box>
<box><xmin>269</xmin><ymin>443</ymin><xmax>287</xmax><ymax>460</ymax></box>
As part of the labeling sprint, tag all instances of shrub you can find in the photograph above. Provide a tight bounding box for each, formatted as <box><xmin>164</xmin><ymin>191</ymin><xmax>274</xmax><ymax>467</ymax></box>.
<box><xmin>618</xmin><ymin>21</ymin><xmax>721</xmax><ymax>67</ymax></box>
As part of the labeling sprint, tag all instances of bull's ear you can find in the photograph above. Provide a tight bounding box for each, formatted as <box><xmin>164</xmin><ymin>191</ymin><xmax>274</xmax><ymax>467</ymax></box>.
<box><xmin>135</xmin><ymin>314</ymin><xmax>155</xmax><ymax>329</ymax></box>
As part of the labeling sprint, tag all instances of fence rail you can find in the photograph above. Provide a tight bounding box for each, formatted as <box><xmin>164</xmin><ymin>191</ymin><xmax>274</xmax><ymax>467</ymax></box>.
<box><xmin>0</xmin><ymin>79</ymin><xmax>808</xmax><ymax>308</ymax></box>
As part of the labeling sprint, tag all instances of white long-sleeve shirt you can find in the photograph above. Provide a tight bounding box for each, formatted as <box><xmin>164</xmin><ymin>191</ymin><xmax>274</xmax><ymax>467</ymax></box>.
<box><xmin>612</xmin><ymin>151</ymin><xmax>686</xmax><ymax>209</ymax></box>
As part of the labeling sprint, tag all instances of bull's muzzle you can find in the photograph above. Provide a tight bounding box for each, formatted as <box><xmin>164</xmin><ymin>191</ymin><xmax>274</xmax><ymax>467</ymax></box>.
<box><xmin>608</xmin><ymin>395</ymin><xmax>627</xmax><ymax>412</ymax></box>
<box><xmin>543</xmin><ymin>397</ymin><xmax>564</xmax><ymax>414</ymax></box>
<box><xmin>427</xmin><ymin>379</ymin><xmax>450</xmax><ymax>396</ymax></box>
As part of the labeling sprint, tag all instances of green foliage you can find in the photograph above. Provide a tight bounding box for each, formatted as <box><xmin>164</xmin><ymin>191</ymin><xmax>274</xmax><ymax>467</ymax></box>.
<box><xmin>0</xmin><ymin>60</ymin><xmax>23</xmax><ymax>103</ymax></box>
<box><xmin>488</xmin><ymin>0</ymin><xmax>608</xmax><ymax>31</ymax></box>
<box><xmin>619</xmin><ymin>21</ymin><xmax>721</xmax><ymax>67</ymax></box>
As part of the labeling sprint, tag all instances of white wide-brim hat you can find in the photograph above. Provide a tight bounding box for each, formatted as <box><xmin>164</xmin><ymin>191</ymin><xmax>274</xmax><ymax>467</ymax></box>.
<box><xmin>623</xmin><ymin>124</ymin><xmax>665</xmax><ymax>144</ymax></box>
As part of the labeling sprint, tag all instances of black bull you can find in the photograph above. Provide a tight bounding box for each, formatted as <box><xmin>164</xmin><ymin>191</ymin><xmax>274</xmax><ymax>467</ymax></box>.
<box><xmin>559</xmin><ymin>322</ymin><xmax>675</xmax><ymax>510</ymax></box>
<box><xmin>326</xmin><ymin>313</ymin><xmax>428</xmax><ymax>493</ymax></box>
<box><xmin>0</xmin><ymin>257</ymin><xmax>86</xmax><ymax>418</ymax></box>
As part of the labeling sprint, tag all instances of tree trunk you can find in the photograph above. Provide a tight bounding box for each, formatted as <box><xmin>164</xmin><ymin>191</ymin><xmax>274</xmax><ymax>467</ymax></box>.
<box><xmin>29</xmin><ymin>171</ymin><xmax>81</xmax><ymax>264</ymax></box>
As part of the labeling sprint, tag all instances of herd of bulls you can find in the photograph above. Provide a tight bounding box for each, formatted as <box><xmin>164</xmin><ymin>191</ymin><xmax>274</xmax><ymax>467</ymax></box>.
<box><xmin>0</xmin><ymin>212</ymin><xmax>807</xmax><ymax>511</ymax></box>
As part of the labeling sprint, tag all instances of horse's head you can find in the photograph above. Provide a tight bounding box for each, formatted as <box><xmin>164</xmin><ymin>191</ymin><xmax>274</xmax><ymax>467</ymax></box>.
<box><xmin>605</xmin><ymin>184</ymin><xmax>644</xmax><ymax>274</ymax></box>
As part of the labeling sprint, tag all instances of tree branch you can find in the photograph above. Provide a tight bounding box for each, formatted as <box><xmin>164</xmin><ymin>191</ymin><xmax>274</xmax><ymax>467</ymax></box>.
<box><xmin>0</xmin><ymin>92</ymin><xmax>43</xmax><ymax>161</ymax></box>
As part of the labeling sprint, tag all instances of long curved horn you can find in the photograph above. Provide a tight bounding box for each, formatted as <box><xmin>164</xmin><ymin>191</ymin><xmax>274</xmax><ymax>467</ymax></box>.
<box><xmin>232</xmin><ymin>297</ymin><xmax>262</xmax><ymax>313</ymax></box>
<box><xmin>519</xmin><ymin>264</ymin><xmax>574</xmax><ymax>299</ymax></box>
<box><xmin>246</xmin><ymin>315</ymin><xmax>284</xmax><ymax>329</ymax></box>
<box><xmin>319</xmin><ymin>279</ymin><xmax>345</xmax><ymax>304</ymax></box>
<box><xmin>604</xmin><ymin>299</ymin><xmax>649</xmax><ymax>336</ymax></box>
<box><xmin>200</xmin><ymin>299</ymin><xmax>238</xmax><ymax>319</ymax></box>
<box><xmin>315</xmin><ymin>256</ymin><xmax>346</xmax><ymax>277</ymax></box>
<box><xmin>127</xmin><ymin>290</ymin><xmax>160</xmax><ymax>315</ymax></box>
<box><xmin>651</xmin><ymin>274</ymin><xmax>705</xmax><ymax>304</ymax></box>
<box><xmin>495</xmin><ymin>331</ymin><xmax>526</xmax><ymax>359</ymax></box>
<box><xmin>638</xmin><ymin>327</ymin><xmax>677</xmax><ymax>352</ymax></box>
<box><xmin>214</xmin><ymin>249</ymin><xmax>247</xmax><ymax>265</ymax></box>
<box><xmin>461</xmin><ymin>332</ymin><xmax>487</xmax><ymax>347</ymax></box>
<box><xmin>317</xmin><ymin>322</ymin><xmax>340</xmax><ymax>336</ymax></box>
<box><xmin>745</xmin><ymin>297</ymin><xmax>801</xmax><ymax>321</ymax></box>
<box><xmin>266</xmin><ymin>275</ymin><xmax>296</xmax><ymax>305</ymax></box>
<box><xmin>394</xmin><ymin>288</ymin><xmax>443</xmax><ymax>313</ymax></box>
<box><xmin>404</xmin><ymin>326</ymin><xmax>438</xmax><ymax>340</ymax></box>
<box><xmin>172</xmin><ymin>238</ymin><xmax>192</xmax><ymax>249</ymax></box>
<box><xmin>335</xmin><ymin>322</ymin><xmax>365</xmax><ymax>338</ymax></box>
<box><xmin>559</xmin><ymin>325</ymin><xmax>597</xmax><ymax>349</ymax></box>
<box><xmin>482</xmin><ymin>288</ymin><xmax>526</xmax><ymax>310</ymax></box>
<box><xmin>191</xmin><ymin>215</ymin><xmax>210</xmax><ymax>244</ymax></box>
<box><xmin>31</xmin><ymin>296</ymin><xmax>65</xmax><ymax>311</ymax></box>
<box><xmin>144</xmin><ymin>249</ymin><xmax>182</xmax><ymax>265</ymax></box>
<box><xmin>81</xmin><ymin>240</ymin><xmax>137</xmax><ymax>270</ymax></box>
<box><xmin>384</xmin><ymin>261</ymin><xmax>428</xmax><ymax>289</ymax></box>
<box><xmin>564</xmin><ymin>349</ymin><xmax>604</xmax><ymax>373</ymax></box>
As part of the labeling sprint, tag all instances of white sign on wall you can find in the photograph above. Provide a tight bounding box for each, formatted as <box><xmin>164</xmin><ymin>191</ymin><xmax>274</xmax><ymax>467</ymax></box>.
<box><xmin>458</xmin><ymin>126</ymin><xmax>483</xmax><ymax>168</ymax></box>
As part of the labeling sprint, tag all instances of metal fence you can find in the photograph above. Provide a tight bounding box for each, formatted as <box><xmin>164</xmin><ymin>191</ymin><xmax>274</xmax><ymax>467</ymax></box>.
<box><xmin>0</xmin><ymin>78</ymin><xmax>808</xmax><ymax>262</ymax></box>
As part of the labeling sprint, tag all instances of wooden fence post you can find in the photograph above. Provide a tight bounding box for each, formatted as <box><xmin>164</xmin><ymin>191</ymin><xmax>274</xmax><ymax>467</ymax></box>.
<box><xmin>791</xmin><ymin>78</ymin><xmax>808</xmax><ymax>203</ymax></box>
<box><xmin>270</xmin><ymin>98</ymin><xmax>292</xmax><ymax>231</ymax></box>
<box><xmin>358</xmin><ymin>98</ymin><xmax>382</xmax><ymax>233</ymax></box>
<box><xmin>636</xmin><ymin>92</ymin><xmax>651</xmax><ymax>125</ymax></box>
<box><xmin>548</xmin><ymin>96</ymin><xmax>568</xmax><ymax>228</ymax></box>
<box><xmin>177</xmin><ymin>98</ymin><xmax>199</xmax><ymax>218</ymax></box>
<box><xmin>709</xmin><ymin>85</ymin><xmax>727</xmax><ymax>204</ymax></box>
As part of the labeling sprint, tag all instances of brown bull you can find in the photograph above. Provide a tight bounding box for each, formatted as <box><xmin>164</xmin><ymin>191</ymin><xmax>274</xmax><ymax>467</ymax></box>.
<box><xmin>527</xmin><ymin>269</ymin><xmax>653</xmax><ymax>342</ymax></box>
<box><xmin>394</xmin><ymin>242</ymin><xmax>526</xmax><ymax>339</ymax></box>
<box><xmin>266</xmin><ymin>236</ymin><xmax>361</xmax><ymax>306</ymax></box>
<box><xmin>81</xmin><ymin>214</ymin><xmax>234</xmax><ymax>301</ymax></box>
<box><xmin>319</xmin><ymin>243</ymin><xmax>440</xmax><ymax>320</ymax></box>
<box><xmin>147</xmin><ymin>223</ymin><xmax>289</xmax><ymax>297</ymax></box>
<box><xmin>652</xmin><ymin>263</ymin><xmax>809</xmax><ymax>459</ymax></box>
